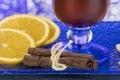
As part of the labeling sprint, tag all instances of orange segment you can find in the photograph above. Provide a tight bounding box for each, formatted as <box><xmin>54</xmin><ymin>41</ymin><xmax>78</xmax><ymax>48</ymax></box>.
<box><xmin>0</xmin><ymin>14</ymin><xmax>50</xmax><ymax>47</ymax></box>
<box><xmin>0</xmin><ymin>28</ymin><xmax>35</xmax><ymax>64</ymax></box>
<box><xmin>37</xmin><ymin>16</ymin><xmax>60</xmax><ymax>46</ymax></box>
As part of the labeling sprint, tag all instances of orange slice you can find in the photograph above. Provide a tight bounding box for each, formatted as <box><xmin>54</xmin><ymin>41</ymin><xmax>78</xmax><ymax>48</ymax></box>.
<box><xmin>37</xmin><ymin>16</ymin><xmax>60</xmax><ymax>46</ymax></box>
<box><xmin>0</xmin><ymin>28</ymin><xmax>35</xmax><ymax>64</ymax></box>
<box><xmin>0</xmin><ymin>14</ymin><xmax>50</xmax><ymax>47</ymax></box>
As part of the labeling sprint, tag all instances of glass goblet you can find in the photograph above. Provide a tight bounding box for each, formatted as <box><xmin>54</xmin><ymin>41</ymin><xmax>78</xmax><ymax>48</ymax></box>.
<box><xmin>53</xmin><ymin>0</ymin><xmax>110</xmax><ymax>65</ymax></box>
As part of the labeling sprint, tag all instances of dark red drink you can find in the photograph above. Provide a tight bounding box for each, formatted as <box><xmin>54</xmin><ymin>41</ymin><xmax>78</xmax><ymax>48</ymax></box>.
<box><xmin>54</xmin><ymin>0</ymin><xmax>109</xmax><ymax>28</ymax></box>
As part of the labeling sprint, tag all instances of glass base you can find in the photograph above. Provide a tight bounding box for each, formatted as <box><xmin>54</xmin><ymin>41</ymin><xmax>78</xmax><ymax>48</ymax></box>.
<box><xmin>64</xmin><ymin>43</ymin><xmax>110</xmax><ymax>65</ymax></box>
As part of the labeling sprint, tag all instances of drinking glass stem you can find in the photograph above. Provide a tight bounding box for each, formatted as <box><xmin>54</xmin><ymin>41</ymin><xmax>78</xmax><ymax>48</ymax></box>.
<box><xmin>67</xmin><ymin>27</ymin><xmax>93</xmax><ymax>53</ymax></box>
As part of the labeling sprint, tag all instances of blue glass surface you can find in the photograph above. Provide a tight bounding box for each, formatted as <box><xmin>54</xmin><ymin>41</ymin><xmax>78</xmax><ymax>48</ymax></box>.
<box><xmin>0</xmin><ymin>21</ymin><xmax>120</xmax><ymax>74</ymax></box>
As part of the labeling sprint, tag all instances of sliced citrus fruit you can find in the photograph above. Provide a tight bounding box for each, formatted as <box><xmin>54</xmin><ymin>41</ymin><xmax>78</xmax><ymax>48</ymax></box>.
<box><xmin>0</xmin><ymin>28</ymin><xmax>35</xmax><ymax>64</ymax></box>
<box><xmin>37</xmin><ymin>16</ymin><xmax>60</xmax><ymax>46</ymax></box>
<box><xmin>116</xmin><ymin>44</ymin><xmax>120</xmax><ymax>52</ymax></box>
<box><xmin>0</xmin><ymin>14</ymin><xmax>49</xmax><ymax>47</ymax></box>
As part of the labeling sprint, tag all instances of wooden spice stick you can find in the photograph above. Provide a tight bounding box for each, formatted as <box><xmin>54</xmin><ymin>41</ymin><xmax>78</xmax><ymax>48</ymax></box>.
<box><xmin>23</xmin><ymin>55</ymin><xmax>39</xmax><ymax>67</ymax></box>
<box><xmin>93</xmin><ymin>61</ymin><xmax>98</xmax><ymax>69</ymax></box>
<box><xmin>23</xmin><ymin>54</ymin><xmax>98</xmax><ymax>70</ymax></box>
<box><xmin>28</xmin><ymin>48</ymin><xmax>94</xmax><ymax>60</ymax></box>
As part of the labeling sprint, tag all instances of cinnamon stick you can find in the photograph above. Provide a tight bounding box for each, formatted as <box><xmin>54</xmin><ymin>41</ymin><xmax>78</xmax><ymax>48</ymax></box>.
<box><xmin>93</xmin><ymin>61</ymin><xmax>98</xmax><ymax>69</ymax></box>
<box><xmin>23</xmin><ymin>54</ymin><xmax>98</xmax><ymax>70</ymax></box>
<box><xmin>28</xmin><ymin>48</ymin><xmax>94</xmax><ymax>60</ymax></box>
